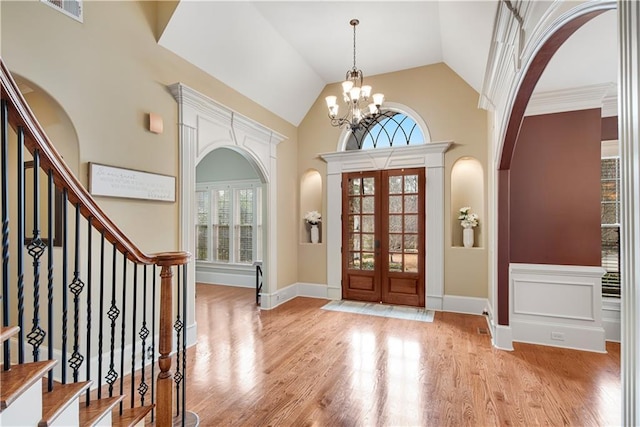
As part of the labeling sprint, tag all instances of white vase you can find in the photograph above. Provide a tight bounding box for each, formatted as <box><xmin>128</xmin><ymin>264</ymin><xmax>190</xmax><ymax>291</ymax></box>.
<box><xmin>463</xmin><ymin>227</ymin><xmax>474</xmax><ymax>248</ymax></box>
<box><xmin>310</xmin><ymin>224</ymin><xmax>319</xmax><ymax>244</ymax></box>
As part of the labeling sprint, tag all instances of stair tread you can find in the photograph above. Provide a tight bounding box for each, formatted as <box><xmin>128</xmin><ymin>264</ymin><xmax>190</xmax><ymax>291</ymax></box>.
<box><xmin>78</xmin><ymin>395</ymin><xmax>125</xmax><ymax>427</ymax></box>
<box><xmin>39</xmin><ymin>380</ymin><xmax>92</xmax><ymax>427</ymax></box>
<box><xmin>0</xmin><ymin>325</ymin><xmax>20</xmax><ymax>343</ymax></box>
<box><xmin>0</xmin><ymin>359</ymin><xmax>57</xmax><ymax>411</ymax></box>
<box><xmin>112</xmin><ymin>405</ymin><xmax>154</xmax><ymax>427</ymax></box>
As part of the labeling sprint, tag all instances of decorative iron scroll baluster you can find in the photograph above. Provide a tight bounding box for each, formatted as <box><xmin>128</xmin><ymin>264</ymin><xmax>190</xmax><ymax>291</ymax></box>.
<box><xmin>106</xmin><ymin>244</ymin><xmax>119</xmax><ymax>397</ymax></box>
<box><xmin>69</xmin><ymin>203</ymin><xmax>85</xmax><ymax>381</ymax></box>
<box><xmin>256</xmin><ymin>263</ymin><xmax>263</xmax><ymax>305</ymax></box>
<box><xmin>97</xmin><ymin>232</ymin><xmax>106</xmax><ymax>400</ymax></box>
<box><xmin>151</xmin><ymin>265</ymin><xmax>156</xmax><ymax>422</ymax></box>
<box><xmin>119</xmin><ymin>252</ymin><xmax>128</xmax><ymax>415</ymax></box>
<box><xmin>47</xmin><ymin>170</ymin><xmax>54</xmax><ymax>391</ymax></box>
<box><xmin>138</xmin><ymin>265</ymin><xmax>149</xmax><ymax>406</ymax></box>
<box><xmin>131</xmin><ymin>263</ymin><xmax>138</xmax><ymax>408</ymax></box>
<box><xmin>61</xmin><ymin>188</ymin><xmax>69</xmax><ymax>383</ymax></box>
<box><xmin>16</xmin><ymin>126</ymin><xmax>25</xmax><ymax>364</ymax></box>
<box><xmin>1</xmin><ymin>99</ymin><xmax>10</xmax><ymax>371</ymax></box>
<box><xmin>27</xmin><ymin>149</ymin><xmax>46</xmax><ymax>361</ymax></box>
<box><xmin>85</xmin><ymin>216</ymin><xmax>93</xmax><ymax>404</ymax></box>
<box><xmin>174</xmin><ymin>266</ymin><xmax>183</xmax><ymax>417</ymax></box>
<box><xmin>182</xmin><ymin>264</ymin><xmax>188</xmax><ymax>427</ymax></box>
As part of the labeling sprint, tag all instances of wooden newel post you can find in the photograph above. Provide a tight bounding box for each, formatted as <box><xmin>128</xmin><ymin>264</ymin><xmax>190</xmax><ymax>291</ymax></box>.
<box><xmin>154</xmin><ymin>251</ymin><xmax>190</xmax><ymax>427</ymax></box>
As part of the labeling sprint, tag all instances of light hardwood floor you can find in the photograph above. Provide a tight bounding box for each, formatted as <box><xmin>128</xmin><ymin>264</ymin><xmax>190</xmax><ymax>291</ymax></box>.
<box><xmin>185</xmin><ymin>284</ymin><xmax>620</xmax><ymax>426</ymax></box>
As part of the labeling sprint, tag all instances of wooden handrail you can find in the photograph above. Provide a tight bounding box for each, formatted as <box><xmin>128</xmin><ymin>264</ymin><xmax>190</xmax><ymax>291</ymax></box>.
<box><xmin>0</xmin><ymin>57</ymin><xmax>184</xmax><ymax>266</ymax></box>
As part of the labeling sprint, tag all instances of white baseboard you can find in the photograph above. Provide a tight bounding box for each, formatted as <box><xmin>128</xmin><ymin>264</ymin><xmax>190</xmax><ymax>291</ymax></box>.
<box><xmin>261</xmin><ymin>282</ymin><xmax>329</xmax><ymax>310</ymax></box>
<box><xmin>512</xmin><ymin>319</ymin><xmax>606</xmax><ymax>352</ymax></box>
<box><xmin>442</xmin><ymin>295</ymin><xmax>488</xmax><ymax>315</ymax></box>
<box><xmin>493</xmin><ymin>325</ymin><xmax>514</xmax><ymax>351</ymax></box>
<box><xmin>196</xmin><ymin>269</ymin><xmax>253</xmax><ymax>288</ymax></box>
<box><xmin>297</xmin><ymin>282</ymin><xmax>329</xmax><ymax>299</ymax></box>
<box><xmin>327</xmin><ymin>285</ymin><xmax>341</xmax><ymax>300</ymax></box>
<box><xmin>602</xmin><ymin>298</ymin><xmax>621</xmax><ymax>343</ymax></box>
<box><xmin>426</xmin><ymin>295</ymin><xmax>443</xmax><ymax>311</ymax></box>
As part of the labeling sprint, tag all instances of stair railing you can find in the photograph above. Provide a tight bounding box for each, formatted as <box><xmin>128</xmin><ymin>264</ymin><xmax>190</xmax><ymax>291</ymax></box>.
<box><xmin>1</xmin><ymin>56</ymin><xmax>191</xmax><ymax>426</ymax></box>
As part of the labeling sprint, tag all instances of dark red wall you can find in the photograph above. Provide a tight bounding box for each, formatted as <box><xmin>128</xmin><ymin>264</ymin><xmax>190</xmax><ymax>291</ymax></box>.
<box><xmin>509</xmin><ymin>109</ymin><xmax>602</xmax><ymax>266</ymax></box>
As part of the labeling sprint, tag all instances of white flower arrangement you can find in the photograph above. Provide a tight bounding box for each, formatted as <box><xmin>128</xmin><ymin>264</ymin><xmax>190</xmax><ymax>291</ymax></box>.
<box><xmin>304</xmin><ymin>210</ymin><xmax>322</xmax><ymax>225</ymax></box>
<box><xmin>458</xmin><ymin>207</ymin><xmax>479</xmax><ymax>229</ymax></box>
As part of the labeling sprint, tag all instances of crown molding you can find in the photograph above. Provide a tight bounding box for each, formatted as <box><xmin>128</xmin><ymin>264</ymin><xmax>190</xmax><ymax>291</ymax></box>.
<box><xmin>525</xmin><ymin>83</ymin><xmax>617</xmax><ymax>117</ymax></box>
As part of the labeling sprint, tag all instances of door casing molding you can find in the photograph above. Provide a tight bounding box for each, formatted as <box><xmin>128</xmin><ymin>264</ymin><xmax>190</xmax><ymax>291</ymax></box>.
<box><xmin>320</xmin><ymin>142</ymin><xmax>451</xmax><ymax>309</ymax></box>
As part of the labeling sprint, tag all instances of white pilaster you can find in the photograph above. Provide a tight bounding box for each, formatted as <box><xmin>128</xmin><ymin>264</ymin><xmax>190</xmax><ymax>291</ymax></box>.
<box><xmin>618</xmin><ymin>0</ymin><xmax>640</xmax><ymax>423</ymax></box>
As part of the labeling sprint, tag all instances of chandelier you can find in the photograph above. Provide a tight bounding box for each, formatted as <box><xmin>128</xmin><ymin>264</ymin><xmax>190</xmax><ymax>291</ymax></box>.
<box><xmin>325</xmin><ymin>19</ymin><xmax>385</xmax><ymax>131</ymax></box>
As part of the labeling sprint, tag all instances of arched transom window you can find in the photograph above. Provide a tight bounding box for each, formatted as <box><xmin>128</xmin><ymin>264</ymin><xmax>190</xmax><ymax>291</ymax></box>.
<box><xmin>346</xmin><ymin>111</ymin><xmax>426</xmax><ymax>150</ymax></box>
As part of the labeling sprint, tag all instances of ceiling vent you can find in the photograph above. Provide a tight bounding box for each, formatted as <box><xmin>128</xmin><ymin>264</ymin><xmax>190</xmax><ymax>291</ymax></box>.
<box><xmin>41</xmin><ymin>0</ymin><xmax>83</xmax><ymax>22</ymax></box>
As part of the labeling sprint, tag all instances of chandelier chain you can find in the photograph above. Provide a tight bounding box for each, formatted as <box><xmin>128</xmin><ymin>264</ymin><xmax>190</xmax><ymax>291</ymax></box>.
<box><xmin>353</xmin><ymin>22</ymin><xmax>357</xmax><ymax>69</ymax></box>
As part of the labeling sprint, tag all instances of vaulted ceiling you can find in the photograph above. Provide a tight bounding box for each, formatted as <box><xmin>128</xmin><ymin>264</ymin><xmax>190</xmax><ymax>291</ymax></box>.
<box><xmin>158</xmin><ymin>2</ymin><xmax>617</xmax><ymax>126</ymax></box>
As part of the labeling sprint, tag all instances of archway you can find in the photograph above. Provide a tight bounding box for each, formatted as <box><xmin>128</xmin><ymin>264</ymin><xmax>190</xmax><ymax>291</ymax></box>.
<box><xmin>496</xmin><ymin>5</ymin><xmax>614</xmax><ymax>333</ymax></box>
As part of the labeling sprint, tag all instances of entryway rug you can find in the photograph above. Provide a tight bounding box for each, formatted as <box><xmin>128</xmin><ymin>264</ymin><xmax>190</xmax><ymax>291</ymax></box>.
<box><xmin>321</xmin><ymin>300</ymin><xmax>434</xmax><ymax>323</ymax></box>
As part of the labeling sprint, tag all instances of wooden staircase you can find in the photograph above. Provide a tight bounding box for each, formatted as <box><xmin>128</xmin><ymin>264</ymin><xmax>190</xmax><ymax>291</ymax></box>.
<box><xmin>1</xmin><ymin>326</ymin><xmax>152</xmax><ymax>426</ymax></box>
<box><xmin>1</xmin><ymin>55</ymin><xmax>193</xmax><ymax>426</ymax></box>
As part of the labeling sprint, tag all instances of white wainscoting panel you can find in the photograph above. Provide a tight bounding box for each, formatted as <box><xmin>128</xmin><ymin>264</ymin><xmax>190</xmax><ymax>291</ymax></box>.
<box><xmin>510</xmin><ymin>263</ymin><xmax>606</xmax><ymax>352</ymax></box>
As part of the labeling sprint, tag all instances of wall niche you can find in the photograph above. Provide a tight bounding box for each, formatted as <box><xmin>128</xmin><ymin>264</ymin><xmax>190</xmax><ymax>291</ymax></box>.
<box><xmin>300</xmin><ymin>169</ymin><xmax>322</xmax><ymax>244</ymax></box>
<box><xmin>451</xmin><ymin>157</ymin><xmax>484</xmax><ymax>248</ymax></box>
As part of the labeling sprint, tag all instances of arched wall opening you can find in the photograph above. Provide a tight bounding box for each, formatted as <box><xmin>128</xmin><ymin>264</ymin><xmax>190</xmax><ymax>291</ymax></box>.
<box><xmin>496</xmin><ymin>6</ymin><xmax>614</xmax><ymax>329</ymax></box>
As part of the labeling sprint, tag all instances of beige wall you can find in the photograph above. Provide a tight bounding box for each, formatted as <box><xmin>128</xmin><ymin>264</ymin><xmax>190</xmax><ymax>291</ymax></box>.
<box><xmin>297</xmin><ymin>63</ymin><xmax>489</xmax><ymax>298</ymax></box>
<box><xmin>2</xmin><ymin>1</ymin><xmax>298</xmax><ymax>288</ymax></box>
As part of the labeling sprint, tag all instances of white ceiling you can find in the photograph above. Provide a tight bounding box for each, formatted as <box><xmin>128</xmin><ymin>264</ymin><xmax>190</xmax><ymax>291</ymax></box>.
<box><xmin>159</xmin><ymin>2</ymin><xmax>618</xmax><ymax>126</ymax></box>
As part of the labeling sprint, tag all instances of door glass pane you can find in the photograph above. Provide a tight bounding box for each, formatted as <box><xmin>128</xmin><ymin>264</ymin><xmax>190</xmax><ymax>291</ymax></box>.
<box><xmin>404</xmin><ymin>175</ymin><xmax>418</xmax><ymax>193</ymax></box>
<box><xmin>349</xmin><ymin>197</ymin><xmax>361</xmax><ymax>213</ymax></box>
<box><xmin>389</xmin><ymin>234</ymin><xmax>402</xmax><ymax>252</ymax></box>
<box><xmin>404</xmin><ymin>195</ymin><xmax>418</xmax><ymax>213</ymax></box>
<box><xmin>349</xmin><ymin>252</ymin><xmax>360</xmax><ymax>269</ymax></box>
<box><xmin>349</xmin><ymin>178</ymin><xmax>361</xmax><ymax>195</ymax></box>
<box><xmin>349</xmin><ymin>215</ymin><xmax>361</xmax><ymax>232</ymax></box>
<box><xmin>363</xmin><ymin>177</ymin><xmax>375</xmax><ymax>195</ymax></box>
<box><xmin>404</xmin><ymin>235</ymin><xmax>417</xmax><ymax>252</ymax></box>
<box><xmin>349</xmin><ymin>233</ymin><xmax>361</xmax><ymax>251</ymax></box>
<box><xmin>362</xmin><ymin>196</ymin><xmax>375</xmax><ymax>214</ymax></box>
<box><xmin>405</xmin><ymin>215</ymin><xmax>418</xmax><ymax>233</ymax></box>
<box><xmin>389</xmin><ymin>196</ymin><xmax>402</xmax><ymax>213</ymax></box>
<box><xmin>389</xmin><ymin>176</ymin><xmax>402</xmax><ymax>194</ymax></box>
<box><xmin>404</xmin><ymin>254</ymin><xmax>418</xmax><ymax>273</ymax></box>
<box><xmin>362</xmin><ymin>234</ymin><xmax>374</xmax><ymax>251</ymax></box>
<box><xmin>389</xmin><ymin>254</ymin><xmax>402</xmax><ymax>272</ymax></box>
<box><xmin>362</xmin><ymin>253</ymin><xmax>375</xmax><ymax>270</ymax></box>
<box><xmin>389</xmin><ymin>215</ymin><xmax>402</xmax><ymax>233</ymax></box>
<box><xmin>362</xmin><ymin>216</ymin><xmax>374</xmax><ymax>233</ymax></box>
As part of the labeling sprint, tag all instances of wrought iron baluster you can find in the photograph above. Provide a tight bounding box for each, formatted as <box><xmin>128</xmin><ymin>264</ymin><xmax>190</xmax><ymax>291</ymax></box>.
<box><xmin>97</xmin><ymin>233</ymin><xmax>106</xmax><ymax>399</ymax></box>
<box><xmin>69</xmin><ymin>204</ymin><xmax>85</xmax><ymax>381</ymax></box>
<box><xmin>138</xmin><ymin>265</ymin><xmax>149</xmax><ymax>406</ymax></box>
<box><xmin>16</xmin><ymin>126</ymin><xmax>25</xmax><ymax>363</ymax></box>
<box><xmin>27</xmin><ymin>149</ymin><xmax>46</xmax><ymax>361</ymax></box>
<box><xmin>106</xmin><ymin>244</ymin><xmax>119</xmax><ymax>397</ymax></box>
<box><xmin>1</xmin><ymin>99</ymin><xmax>10</xmax><ymax>371</ymax></box>
<box><xmin>119</xmin><ymin>252</ymin><xmax>127</xmax><ymax>414</ymax></box>
<box><xmin>131</xmin><ymin>263</ymin><xmax>137</xmax><ymax>408</ymax></box>
<box><xmin>61</xmin><ymin>188</ymin><xmax>69</xmax><ymax>383</ymax></box>
<box><xmin>85</xmin><ymin>217</ymin><xmax>93</xmax><ymax>404</ymax></box>
<box><xmin>47</xmin><ymin>170</ymin><xmax>54</xmax><ymax>391</ymax></box>
<box><xmin>182</xmin><ymin>264</ymin><xmax>188</xmax><ymax>427</ymax></box>
<box><xmin>174</xmin><ymin>266</ymin><xmax>183</xmax><ymax>417</ymax></box>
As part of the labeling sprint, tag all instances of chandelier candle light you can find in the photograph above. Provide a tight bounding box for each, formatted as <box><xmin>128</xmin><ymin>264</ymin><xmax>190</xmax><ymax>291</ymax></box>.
<box><xmin>325</xmin><ymin>19</ymin><xmax>385</xmax><ymax>131</ymax></box>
